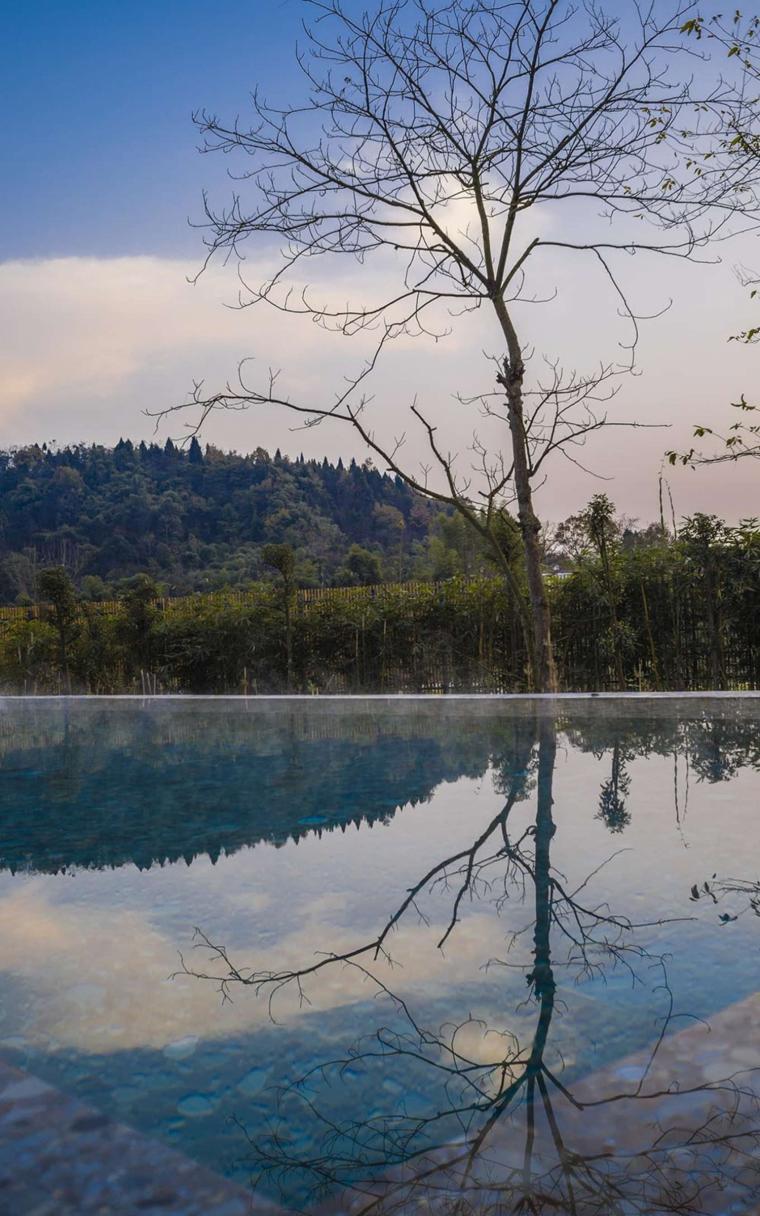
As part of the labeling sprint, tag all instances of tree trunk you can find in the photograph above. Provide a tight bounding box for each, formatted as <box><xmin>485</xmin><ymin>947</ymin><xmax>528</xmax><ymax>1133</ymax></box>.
<box><xmin>56</xmin><ymin>612</ymin><xmax>71</xmax><ymax>695</ymax></box>
<box><xmin>493</xmin><ymin>300</ymin><xmax>557</xmax><ymax>693</ymax></box>
<box><xmin>597</xmin><ymin>531</ymin><xmax>625</xmax><ymax>690</ymax></box>
<box><xmin>502</xmin><ymin>368</ymin><xmax>556</xmax><ymax>693</ymax></box>
<box><xmin>484</xmin><ymin>536</ymin><xmax>536</xmax><ymax>689</ymax></box>
<box><xmin>284</xmin><ymin>582</ymin><xmax>293</xmax><ymax>692</ymax></box>
<box><xmin>704</xmin><ymin>559</ymin><xmax>724</xmax><ymax>690</ymax></box>
<box><xmin>640</xmin><ymin>580</ymin><xmax>661</xmax><ymax>690</ymax></box>
<box><xmin>513</xmin><ymin>467</ymin><xmax>556</xmax><ymax>693</ymax></box>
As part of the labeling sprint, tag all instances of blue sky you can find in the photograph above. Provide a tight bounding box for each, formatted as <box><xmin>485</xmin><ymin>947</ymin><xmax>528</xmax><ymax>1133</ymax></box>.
<box><xmin>0</xmin><ymin>1</ymin><xmax>757</xmax><ymax>520</ymax></box>
<box><xmin>1</xmin><ymin>0</ymin><xmax>304</xmax><ymax>259</ymax></box>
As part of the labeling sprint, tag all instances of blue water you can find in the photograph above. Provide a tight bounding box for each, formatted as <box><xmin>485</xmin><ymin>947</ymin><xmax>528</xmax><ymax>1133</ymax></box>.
<box><xmin>0</xmin><ymin>696</ymin><xmax>759</xmax><ymax>1206</ymax></box>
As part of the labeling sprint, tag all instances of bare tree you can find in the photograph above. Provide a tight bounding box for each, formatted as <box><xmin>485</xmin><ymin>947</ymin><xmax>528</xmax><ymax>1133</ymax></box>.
<box><xmin>262</xmin><ymin>542</ymin><xmax>297</xmax><ymax>689</ymax></box>
<box><xmin>162</xmin><ymin>0</ymin><xmax>757</xmax><ymax>690</ymax></box>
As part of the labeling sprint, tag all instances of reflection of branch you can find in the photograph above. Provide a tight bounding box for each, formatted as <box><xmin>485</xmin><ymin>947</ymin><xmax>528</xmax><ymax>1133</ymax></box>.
<box><xmin>180</xmin><ymin>720</ymin><xmax>654</xmax><ymax>1008</ymax></box>
<box><xmin>690</xmin><ymin>875</ymin><xmax>760</xmax><ymax>924</ymax></box>
<box><xmin>176</xmin><ymin>712</ymin><xmax>760</xmax><ymax>1212</ymax></box>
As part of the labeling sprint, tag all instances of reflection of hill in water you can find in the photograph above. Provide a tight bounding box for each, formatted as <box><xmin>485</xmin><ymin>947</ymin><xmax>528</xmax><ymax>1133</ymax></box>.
<box><xmin>0</xmin><ymin>700</ymin><xmax>510</xmax><ymax>875</ymax></box>
<box><xmin>1</xmin><ymin>697</ymin><xmax>758</xmax><ymax>875</ymax></box>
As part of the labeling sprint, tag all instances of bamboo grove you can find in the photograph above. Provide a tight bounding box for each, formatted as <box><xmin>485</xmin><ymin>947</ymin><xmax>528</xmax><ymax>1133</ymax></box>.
<box><xmin>2</xmin><ymin>512</ymin><xmax>758</xmax><ymax>695</ymax></box>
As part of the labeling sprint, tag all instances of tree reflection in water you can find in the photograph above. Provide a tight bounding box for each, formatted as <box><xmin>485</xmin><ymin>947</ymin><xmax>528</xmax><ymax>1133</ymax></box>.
<box><xmin>184</xmin><ymin>711</ymin><xmax>760</xmax><ymax>1215</ymax></box>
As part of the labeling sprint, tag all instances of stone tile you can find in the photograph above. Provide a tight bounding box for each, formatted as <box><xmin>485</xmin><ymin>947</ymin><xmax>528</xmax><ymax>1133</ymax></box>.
<box><xmin>0</xmin><ymin>1058</ymin><xmax>281</xmax><ymax>1215</ymax></box>
<box><xmin>481</xmin><ymin>991</ymin><xmax>760</xmax><ymax>1215</ymax></box>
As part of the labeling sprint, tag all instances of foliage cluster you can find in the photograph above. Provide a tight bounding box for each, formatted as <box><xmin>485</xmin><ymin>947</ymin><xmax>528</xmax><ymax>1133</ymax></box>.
<box><xmin>552</xmin><ymin>507</ymin><xmax>760</xmax><ymax>691</ymax></box>
<box><xmin>668</xmin><ymin>9</ymin><xmax>760</xmax><ymax>466</ymax></box>
<box><xmin>2</xmin><ymin>505</ymin><xmax>758</xmax><ymax>694</ymax></box>
<box><xmin>0</xmin><ymin>440</ymin><xmax>451</xmax><ymax>600</ymax></box>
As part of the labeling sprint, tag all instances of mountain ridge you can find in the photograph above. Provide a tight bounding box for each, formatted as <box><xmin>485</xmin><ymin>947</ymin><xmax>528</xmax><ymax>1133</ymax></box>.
<box><xmin>0</xmin><ymin>439</ymin><xmax>448</xmax><ymax>602</ymax></box>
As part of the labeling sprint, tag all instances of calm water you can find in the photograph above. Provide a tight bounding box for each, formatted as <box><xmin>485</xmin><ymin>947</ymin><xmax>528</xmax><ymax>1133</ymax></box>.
<box><xmin>1</xmin><ymin>696</ymin><xmax>759</xmax><ymax>1212</ymax></box>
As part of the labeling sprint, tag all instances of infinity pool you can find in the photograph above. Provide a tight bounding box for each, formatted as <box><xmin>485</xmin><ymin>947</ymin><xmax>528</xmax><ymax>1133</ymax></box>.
<box><xmin>1</xmin><ymin>696</ymin><xmax>759</xmax><ymax>1211</ymax></box>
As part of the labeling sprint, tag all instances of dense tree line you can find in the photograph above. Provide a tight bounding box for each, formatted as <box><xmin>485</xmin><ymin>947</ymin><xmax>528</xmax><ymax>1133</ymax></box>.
<box><xmin>1</xmin><ymin>502</ymin><xmax>757</xmax><ymax>694</ymax></box>
<box><xmin>0</xmin><ymin>440</ymin><xmax>456</xmax><ymax>600</ymax></box>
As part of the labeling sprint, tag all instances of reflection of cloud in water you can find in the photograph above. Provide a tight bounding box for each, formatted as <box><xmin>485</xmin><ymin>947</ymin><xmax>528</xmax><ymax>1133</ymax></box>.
<box><xmin>1</xmin><ymin>744</ymin><xmax>757</xmax><ymax>1061</ymax></box>
<box><xmin>3</xmin><ymin>700</ymin><xmax>760</xmax><ymax>1206</ymax></box>
<box><xmin>0</xmin><ymin>883</ymin><xmax>517</xmax><ymax>1053</ymax></box>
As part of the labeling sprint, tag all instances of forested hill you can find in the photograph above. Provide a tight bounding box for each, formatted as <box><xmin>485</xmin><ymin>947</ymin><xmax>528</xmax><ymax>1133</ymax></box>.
<box><xmin>0</xmin><ymin>440</ymin><xmax>448</xmax><ymax>602</ymax></box>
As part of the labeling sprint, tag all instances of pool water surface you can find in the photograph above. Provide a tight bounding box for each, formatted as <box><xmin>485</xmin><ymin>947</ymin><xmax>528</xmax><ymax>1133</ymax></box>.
<box><xmin>1</xmin><ymin>696</ymin><xmax>759</xmax><ymax>1211</ymax></box>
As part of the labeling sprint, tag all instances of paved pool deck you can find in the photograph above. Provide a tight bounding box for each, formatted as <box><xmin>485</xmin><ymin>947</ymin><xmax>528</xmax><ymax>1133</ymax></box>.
<box><xmin>0</xmin><ymin>1058</ymin><xmax>276</xmax><ymax>1216</ymax></box>
<box><xmin>2</xmin><ymin>993</ymin><xmax>759</xmax><ymax>1214</ymax></box>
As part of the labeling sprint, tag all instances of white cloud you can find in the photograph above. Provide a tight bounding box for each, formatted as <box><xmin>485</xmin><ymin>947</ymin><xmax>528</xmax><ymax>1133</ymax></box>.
<box><xmin>0</xmin><ymin>256</ymin><xmax>258</xmax><ymax>423</ymax></box>
<box><xmin>0</xmin><ymin>252</ymin><xmax>757</xmax><ymax>521</ymax></box>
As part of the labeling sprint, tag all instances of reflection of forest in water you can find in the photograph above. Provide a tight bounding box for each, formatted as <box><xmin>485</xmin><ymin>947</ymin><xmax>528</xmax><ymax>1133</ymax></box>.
<box><xmin>188</xmin><ymin>706</ymin><xmax>760</xmax><ymax>1215</ymax></box>
<box><xmin>1</xmin><ymin>697</ymin><xmax>760</xmax><ymax>874</ymax></box>
<box><xmin>2</xmin><ymin>698</ymin><xmax>760</xmax><ymax>1212</ymax></box>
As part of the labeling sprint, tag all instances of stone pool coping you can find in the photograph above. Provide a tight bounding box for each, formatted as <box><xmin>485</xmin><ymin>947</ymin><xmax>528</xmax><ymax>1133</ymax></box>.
<box><xmin>0</xmin><ymin>1057</ymin><xmax>284</xmax><ymax>1216</ymax></box>
<box><xmin>3</xmin><ymin>691</ymin><xmax>760</xmax><ymax>699</ymax></box>
<box><xmin>3</xmin><ymin>990</ymin><xmax>759</xmax><ymax>1214</ymax></box>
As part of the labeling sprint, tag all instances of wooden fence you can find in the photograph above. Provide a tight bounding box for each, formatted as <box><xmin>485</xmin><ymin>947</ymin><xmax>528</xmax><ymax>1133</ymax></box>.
<box><xmin>0</xmin><ymin>578</ymin><xmax>470</xmax><ymax>622</ymax></box>
<box><xmin>2</xmin><ymin>570</ymin><xmax>757</xmax><ymax>694</ymax></box>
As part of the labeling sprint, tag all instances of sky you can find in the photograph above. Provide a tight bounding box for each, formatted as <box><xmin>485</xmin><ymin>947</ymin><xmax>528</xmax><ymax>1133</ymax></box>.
<box><xmin>1</xmin><ymin>0</ymin><xmax>758</xmax><ymax>524</ymax></box>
